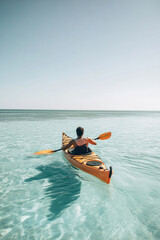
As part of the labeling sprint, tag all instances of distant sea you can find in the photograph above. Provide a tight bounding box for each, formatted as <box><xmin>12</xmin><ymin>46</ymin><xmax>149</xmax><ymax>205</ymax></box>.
<box><xmin>0</xmin><ymin>109</ymin><xmax>160</xmax><ymax>240</ymax></box>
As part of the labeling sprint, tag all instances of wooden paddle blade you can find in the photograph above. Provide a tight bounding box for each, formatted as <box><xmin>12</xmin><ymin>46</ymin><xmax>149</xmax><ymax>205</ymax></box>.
<box><xmin>98</xmin><ymin>132</ymin><xmax>111</xmax><ymax>140</ymax></box>
<box><xmin>34</xmin><ymin>149</ymin><xmax>54</xmax><ymax>155</ymax></box>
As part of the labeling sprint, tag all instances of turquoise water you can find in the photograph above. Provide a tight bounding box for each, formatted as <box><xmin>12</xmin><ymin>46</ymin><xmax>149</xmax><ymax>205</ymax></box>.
<box><xmin>0</xmin><ymin>110</ymin><xmax>160</xmax><ymax>240</ymax></box>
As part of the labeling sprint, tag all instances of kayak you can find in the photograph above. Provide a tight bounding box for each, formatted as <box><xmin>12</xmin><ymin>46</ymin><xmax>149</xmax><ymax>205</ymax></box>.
<box><xmin>62</xmin><ymin>132</ymin><xmax>113</xmax><ymax>184</ymax></box>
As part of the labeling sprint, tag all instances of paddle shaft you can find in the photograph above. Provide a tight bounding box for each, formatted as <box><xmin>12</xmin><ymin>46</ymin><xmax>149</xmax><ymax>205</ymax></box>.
<box><xmin>54</xmin><ymin>137</ymin><xmax>102</xmax><ymax>152</ymax></box>
<box><xmin>54</xmin><ymin>148</ymin><xmax>62</xmax><ymax>152</ymax></box>
<box><xmin>34</xmin><ymin>132</ymin><xmax>111</xmax><ymax>155</ymax></box>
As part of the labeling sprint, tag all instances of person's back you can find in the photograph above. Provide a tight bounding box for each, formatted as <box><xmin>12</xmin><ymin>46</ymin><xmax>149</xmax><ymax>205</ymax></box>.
<box><xmin>62</xmin><ymin>127</ymin><xmax>97</xmax><ymax>155</ymax></box>
<box><xmin>75</xmin><ymin>137</ymin><xmax>88</xmax><ymax>146</ymax></box>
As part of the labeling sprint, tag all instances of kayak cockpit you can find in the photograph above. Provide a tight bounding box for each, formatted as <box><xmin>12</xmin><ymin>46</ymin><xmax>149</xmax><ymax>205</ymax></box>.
<box><xmin>68</xmin><ymin>147</ymin><xmax>92</xmax><ymax>155</ymax></box>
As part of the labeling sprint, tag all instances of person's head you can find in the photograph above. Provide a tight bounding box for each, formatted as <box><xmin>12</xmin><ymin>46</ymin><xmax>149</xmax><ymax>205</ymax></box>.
<box><xmin>76</xmin><ymin>127</ymin><xmax>84</xmax><ymax>138</ymax></box>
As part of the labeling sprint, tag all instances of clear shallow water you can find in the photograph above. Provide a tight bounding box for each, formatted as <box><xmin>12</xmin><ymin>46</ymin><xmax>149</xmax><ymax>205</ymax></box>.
<box><xmin>0</xmin><ymin>110</ymin><xmax>160</xmax><ymax>240</ymax></box>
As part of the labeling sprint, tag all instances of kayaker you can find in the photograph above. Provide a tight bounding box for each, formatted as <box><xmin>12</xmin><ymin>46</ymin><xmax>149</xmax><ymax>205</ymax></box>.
<box><xmin>62</xmin><ymin>127</ymin><xmax>97</xmax><ymax>155</ymax></box>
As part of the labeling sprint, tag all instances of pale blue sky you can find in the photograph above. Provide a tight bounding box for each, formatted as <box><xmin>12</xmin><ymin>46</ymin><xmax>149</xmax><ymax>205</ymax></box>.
<box><xmin>0</xmin><ymin>0</ymin><xmax>160</xmax><ymax>110</ymax></box>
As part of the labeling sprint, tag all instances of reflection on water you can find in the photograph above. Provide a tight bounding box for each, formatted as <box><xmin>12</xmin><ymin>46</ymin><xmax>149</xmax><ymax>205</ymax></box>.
<box><xmin>25</xmin><ymin>161</ymin><xmax>81</xmax><ymax>220</ymax></box>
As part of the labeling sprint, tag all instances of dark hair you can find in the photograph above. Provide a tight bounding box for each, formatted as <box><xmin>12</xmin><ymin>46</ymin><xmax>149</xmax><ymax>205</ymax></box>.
<box><xmin>76</xmin><ymin>127</ymin><xmax>84</xmax><ymax>137</ymax></box>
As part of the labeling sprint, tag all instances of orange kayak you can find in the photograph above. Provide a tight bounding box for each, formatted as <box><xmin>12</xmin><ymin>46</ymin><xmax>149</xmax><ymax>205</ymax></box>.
<box><xmin>62</xmin><ymin>133</ymin><xmax>113</xmax><ymax>184</ymax></box>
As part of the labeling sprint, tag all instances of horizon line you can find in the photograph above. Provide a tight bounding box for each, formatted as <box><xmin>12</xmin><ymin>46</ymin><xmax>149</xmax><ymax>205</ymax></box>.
<box><xmin>0</xmin><ymin>108</ymin><xmax>160</xmax><ymax>112</ymax></box>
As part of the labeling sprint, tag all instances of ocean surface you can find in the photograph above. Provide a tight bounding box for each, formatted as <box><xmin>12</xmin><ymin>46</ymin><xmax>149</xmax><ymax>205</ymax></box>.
<box><xmin>0</xmin><ymin>110</ymin><xmax>160</xmax><ymax>240</ymax></box>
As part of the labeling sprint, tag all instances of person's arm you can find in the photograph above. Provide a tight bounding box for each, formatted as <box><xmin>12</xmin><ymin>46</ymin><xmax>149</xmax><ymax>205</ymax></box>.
<box><xmin>87</xmin><ymin>138</ymin><xmax>97</xmax><ymax>145</ymax></box>
<box><xmin>62</xmin><ymin>140</ymin><xmax>76</xmax><ymax>150</ymax></box>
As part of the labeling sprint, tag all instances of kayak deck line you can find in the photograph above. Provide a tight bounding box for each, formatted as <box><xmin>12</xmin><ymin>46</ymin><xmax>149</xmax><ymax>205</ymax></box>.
<box><xmin>62</xmin><ymin>132</ymin><xmax>113</xmax><ymax>184</ymax></box>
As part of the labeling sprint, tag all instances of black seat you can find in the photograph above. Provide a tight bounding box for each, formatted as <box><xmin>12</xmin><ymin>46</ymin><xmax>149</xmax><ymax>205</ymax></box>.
<box><xmin>68</xmin><ymin>145</ymin><xmax>92</xmax><ymax>155</ymax></box>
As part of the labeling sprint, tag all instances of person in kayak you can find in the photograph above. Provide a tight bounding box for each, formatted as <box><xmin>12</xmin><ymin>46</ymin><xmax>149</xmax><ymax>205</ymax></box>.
<box><xmin>62</xmin><ymin>127</ymin><xmax>97</xmax><ymax>155</ymax></box>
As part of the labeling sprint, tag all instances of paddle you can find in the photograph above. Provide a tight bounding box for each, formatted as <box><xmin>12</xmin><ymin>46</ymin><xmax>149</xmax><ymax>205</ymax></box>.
<box><xmin>34</xmin><ymin>132</ymin><xmax>111</xmax><ymax>155</ymax></box>
<box><xmin>94</xmin><ymin>131</ymin><xmax>111</xmax><ymax>140</ymax></box>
